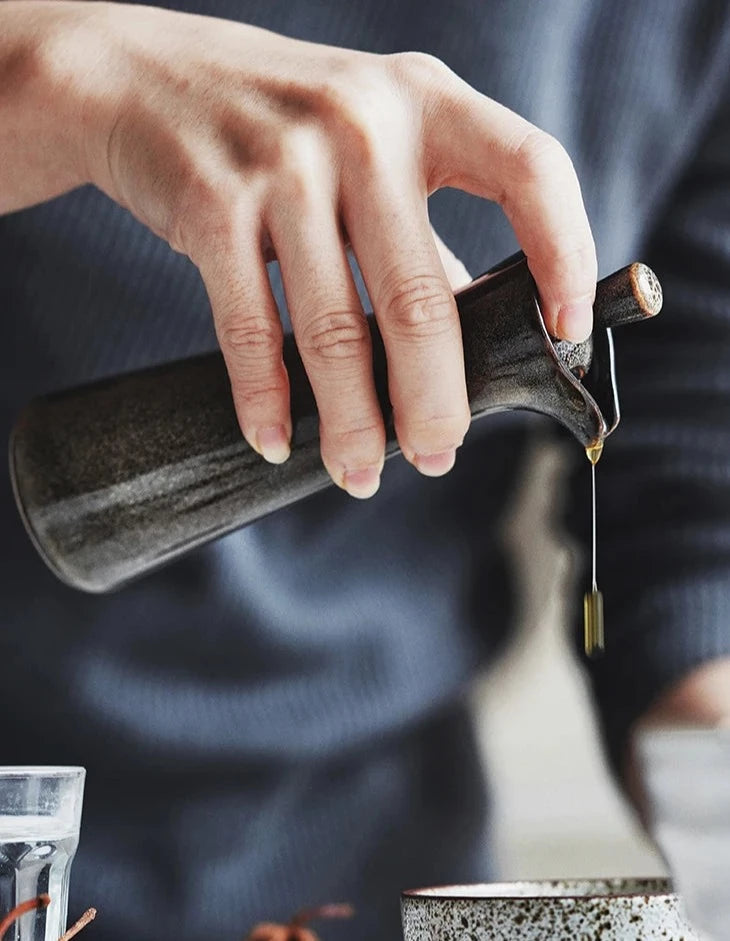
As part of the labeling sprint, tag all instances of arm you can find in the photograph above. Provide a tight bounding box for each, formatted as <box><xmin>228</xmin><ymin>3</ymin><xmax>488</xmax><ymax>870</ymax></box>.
<box><xmin>0</xmin><ymin>0</ymin><xmax>595</xmax><ymax>495</ymax></box>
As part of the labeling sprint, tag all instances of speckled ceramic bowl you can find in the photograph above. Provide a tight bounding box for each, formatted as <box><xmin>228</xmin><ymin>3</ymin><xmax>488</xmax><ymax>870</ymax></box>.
<box><xmin>401</xmin><ymin>879</ymin><xmax>700</xmax><ymax>940</ymax></box>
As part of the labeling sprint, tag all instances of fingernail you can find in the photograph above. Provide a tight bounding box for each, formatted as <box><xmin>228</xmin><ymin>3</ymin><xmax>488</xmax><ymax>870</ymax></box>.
<box><xmin>342</xmin><ymin>466</ymin><xmax>381</xmax><ymax>499</ymax></box>
<box><xmin>256</xmin><ymin>425</ymin><xmax>291</xmax><ymax>464</ymax></box>
<box><xmin>557</xmin><ymin>299</ymin><xmax>593</xmax><ymax>343</ymax></box>
<box><xmin>413</xmin><ymin>449</ymin><xmax>456</xmax><ymax>477</ymax></box>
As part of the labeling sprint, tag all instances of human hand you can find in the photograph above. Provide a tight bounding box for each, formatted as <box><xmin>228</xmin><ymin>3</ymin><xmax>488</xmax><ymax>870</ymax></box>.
<box><xmin>626</xmin><ymin>657</ymin><xmax>730</xmax><ymax>817</ymax></box>
<box><xmin>634</xmin><ymin>657</ymin><xmax>730</xmax><ymax>731</ymax></box>
<box><xmin>16</xmin><ymin>2</ymin><xmax>596</xmax><ymax>494</ymax></box>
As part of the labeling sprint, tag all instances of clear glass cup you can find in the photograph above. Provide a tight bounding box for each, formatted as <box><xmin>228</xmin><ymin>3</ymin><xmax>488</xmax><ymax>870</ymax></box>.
<box><xmin>0</xmin><ymin>768</ymin><xmax>85</xmax><ymax>941</ymax></box>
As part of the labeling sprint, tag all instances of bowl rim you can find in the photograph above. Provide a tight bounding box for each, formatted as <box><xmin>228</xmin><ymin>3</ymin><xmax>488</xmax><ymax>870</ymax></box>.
<box><xmin>401</xmin><ymin>878</ymin><xmax>676</xmax><ymax>902</ymax></box>
<box><xmin>0</xmin><ymin>767</ymin><xmax>85</xmax><ymax>778</ymax></box>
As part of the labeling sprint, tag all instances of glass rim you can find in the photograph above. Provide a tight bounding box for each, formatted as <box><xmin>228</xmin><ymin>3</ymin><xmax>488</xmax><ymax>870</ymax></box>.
<box><xmin>0</xmin><ymin>766</ymin><xmax>85</xmax><ymax>778</ymax></box>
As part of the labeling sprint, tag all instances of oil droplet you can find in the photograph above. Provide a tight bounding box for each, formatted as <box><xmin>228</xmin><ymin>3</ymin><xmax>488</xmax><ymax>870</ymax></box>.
<box><xmin>584</xmin><ymin>589</ymin><xmax>605</xmax><ymax>658</ymax></box>
<box><xmin>586</xmin><ymin>440</ymin><xmax>604</xmax><ymax>465</ymax></box>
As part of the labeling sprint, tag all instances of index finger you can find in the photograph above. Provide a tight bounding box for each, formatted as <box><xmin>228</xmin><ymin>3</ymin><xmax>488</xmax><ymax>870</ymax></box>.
<box><xmin>418</xmin><ymin>64</ymin><xmax>597</xmax><ymax>341</ymax></box>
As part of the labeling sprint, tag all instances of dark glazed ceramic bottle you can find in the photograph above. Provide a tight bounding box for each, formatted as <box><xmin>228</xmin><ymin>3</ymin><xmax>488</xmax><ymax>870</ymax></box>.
<box><xmin>10</xmin><ymin>253</ymin><xmax>662</xmax><ymax>593</ymax></box>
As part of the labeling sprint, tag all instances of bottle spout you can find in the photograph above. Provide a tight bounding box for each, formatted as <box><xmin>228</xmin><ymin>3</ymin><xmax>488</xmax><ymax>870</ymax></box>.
<box><xmin>456</xmin><ymin>254</ymin><xmax>662</xmax><ymax>449</ymax></box>
<box><xmin>456</xmin><ymin>256</ymin><xmax>605</xmax><ymax>447</ymax></box>
<box><xmin>575</xmin><ymin>261</ymin><xmax>663</xmax><ymax>445</ymax></box>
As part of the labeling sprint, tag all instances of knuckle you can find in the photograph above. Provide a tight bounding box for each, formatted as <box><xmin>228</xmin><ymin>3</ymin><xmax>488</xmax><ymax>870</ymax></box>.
<box><xmin>300</xmin><ymin>310</ymin><xmax>370</xmax><ymax>363</ymax></box>
<box><xmin>534</xmin><ymin>242</ymin><xmax>598</xmax><ymax>293</ymax></box>
<box><xmin>278</xmin><ymin>126</ymin><xmax>320</xmax><ymax>167</ymax></box>
<box><xmin>508</xmin><ymin>128</ymin><xmax>573</xmax><ymax>184</ymax></box>
<box><xmin>381</xmin><ymin>271</ymin><xmax>456</xmax><ymax>338</ymax></box>
<box><xmin>316</xmin><ymin>58</ymin><xmax>381</xmax><ymax>112</ymax></box>
<box><xmin>268</xmin><ymin>128</ymin><xmax>324</xmax><ymax>205</ymax></box>
<box><xmin>553</xmin><ymin>242</ymin><xmax>597</xmax><ymax>278</ymax></box>
<box><xmin>403</xmin><ymin>410</ymin><xmax>470</xmax><ymax>448</ymax></box>
<box><xmin>322</xmin><ymin>419</ymin><xmax>386</xmax><ymax>472</ymax></box>
<box><xmin>314</xmin><ymin>61</ymin><xmax>400</xmax><ymax>165</ymax></box>
<box><xmin>235</xmin><ymin>382</ymin><xmax>289</xmax><ymax>413</ymax></box>
<box><xmin>219</xmin><ymin>314</ymin><xmax>283</xmax><ymax>361</ymax></box>
<box><xmin>327</xmin><ymin>418</ymin><xmax>384</xmax><ymax>451</ymax></box>
<box><xmin>387</xmin><ymin>50</ymin><xmax>453</xmax><ymax>88</ymax></box>
<box><xmin>339</xmin><ymin>108</ymin><xmax>384</xmax><ymax>167</ymax></box>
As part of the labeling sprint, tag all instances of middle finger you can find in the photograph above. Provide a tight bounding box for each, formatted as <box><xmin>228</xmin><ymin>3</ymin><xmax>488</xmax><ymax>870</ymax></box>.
<box><xmin>344</xmin><ymin>169</ymin><xmax>470</xmax><ymax>476</ymax></box>
<box><xmin>266</xmin><ymin>183</ymin><xmax>386</xmax><ymax>499</ymax></box>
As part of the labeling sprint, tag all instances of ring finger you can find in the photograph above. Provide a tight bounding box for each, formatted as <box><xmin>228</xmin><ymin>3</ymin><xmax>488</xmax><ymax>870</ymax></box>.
<box><xmin>266</xmin><ymin>185</ymin><xmax>386</xmax><ymax>498</ymax></box>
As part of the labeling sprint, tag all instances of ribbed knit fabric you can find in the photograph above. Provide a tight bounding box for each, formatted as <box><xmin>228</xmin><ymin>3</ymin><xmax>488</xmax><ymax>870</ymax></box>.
<box><xmin>2</xmin><ymin>3</ymin><xmax>730</xmax><ymax>940</ymax></box>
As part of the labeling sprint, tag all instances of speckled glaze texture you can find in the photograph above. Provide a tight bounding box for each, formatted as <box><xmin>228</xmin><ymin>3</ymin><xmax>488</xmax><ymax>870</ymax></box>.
<box><xmin>9</xmin><ymin>254</ymin><xmax>661</xmax><ymax>592</ymax></box>
<box><xmin>401</xmin><ymin>879</ymin><xmax>700</xmax><ymax>940</ymax></box>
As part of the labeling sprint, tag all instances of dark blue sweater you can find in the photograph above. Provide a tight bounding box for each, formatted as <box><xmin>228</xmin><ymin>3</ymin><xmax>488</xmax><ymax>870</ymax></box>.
<box><xmin>2</xmin><ymin>2</ymin><xmax>730</xmax><ymax>939</ymax></box>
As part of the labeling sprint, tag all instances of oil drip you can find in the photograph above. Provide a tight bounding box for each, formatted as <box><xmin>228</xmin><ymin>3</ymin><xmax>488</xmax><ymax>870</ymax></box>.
<box><xmin>584</xmin><ymin>443</ymin><xmax>604</xmax><ymax>658</ymax></box>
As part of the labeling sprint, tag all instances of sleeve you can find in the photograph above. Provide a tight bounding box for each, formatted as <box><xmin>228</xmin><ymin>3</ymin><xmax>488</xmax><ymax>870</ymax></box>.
<box><xmin>566</xmin><ymin>83</ymin><xmax>730</xmax><ymax>773</ymax></box>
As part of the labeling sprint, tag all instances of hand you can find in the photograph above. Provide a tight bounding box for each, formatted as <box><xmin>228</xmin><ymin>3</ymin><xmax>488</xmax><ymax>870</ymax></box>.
<box><xmin>626</xmin><ymin>657</ymin><xmax>730</xmax><ymax>817</ymax></box>
<box><xmin>634</xmin><ymin>657</ymin><xmax>730</xmax><ymax>730</ymax></box>
<box><xmin>3</xmin><ymin>2</ymin><xmax>596</xmax><ymax>495</ymax></box>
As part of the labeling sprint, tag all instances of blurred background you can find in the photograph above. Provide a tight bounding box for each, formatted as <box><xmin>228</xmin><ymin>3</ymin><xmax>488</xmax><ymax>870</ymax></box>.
<box><xmin>474</xmin><ymin>437</ymin><xmax>665</xmax><ymax>880</ymax></box>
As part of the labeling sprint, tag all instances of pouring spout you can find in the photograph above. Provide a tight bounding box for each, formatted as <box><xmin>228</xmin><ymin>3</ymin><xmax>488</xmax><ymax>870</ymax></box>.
<box><xmin>457</xmin><ymin>257</ymin><xmax>611</xmax><ymax>448</ymax></box>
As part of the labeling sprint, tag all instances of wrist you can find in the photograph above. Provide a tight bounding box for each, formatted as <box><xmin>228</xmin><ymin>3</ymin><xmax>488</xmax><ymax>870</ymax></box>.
<box><xmin>36</xmin><ymin>2</ymin><xmax>121</xmax><ymax>189</ymax></box>
<box><xmin>0</xmin><ymin>1</ymin><xmax>119</xmax><ymax>211</ymax></box>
